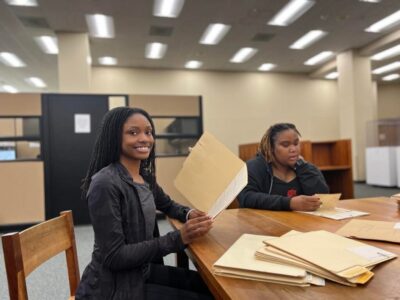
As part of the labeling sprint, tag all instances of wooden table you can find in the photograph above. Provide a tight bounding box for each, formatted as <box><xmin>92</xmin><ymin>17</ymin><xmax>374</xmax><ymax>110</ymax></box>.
<box><xmin>170</xmin><ymin>197</ymin><xmax>400</xmax><ymax>299</ymax></box>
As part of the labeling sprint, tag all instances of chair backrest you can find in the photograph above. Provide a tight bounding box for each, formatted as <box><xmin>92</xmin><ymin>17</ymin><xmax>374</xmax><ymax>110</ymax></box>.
<box><xmin>2</xmin><ymin>210</ymin><xmax>80</xmax><ymax>300</ymax></box>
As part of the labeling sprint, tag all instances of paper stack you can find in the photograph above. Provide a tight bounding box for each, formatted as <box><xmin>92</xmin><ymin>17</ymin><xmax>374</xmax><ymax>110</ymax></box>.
<box><xmin>299</xmin><ymin>194</ymin><xmax>369</xmax><ymax>220</ymax></box>
<box><xmin>257</xmin><ymin>230</ymin><xmax>397</xmax><ymax>286</ymax></box>
<box><xmin>213</xmin><ymin>234</ymin><xmax>325</xmax><ymax>287</ymax></box>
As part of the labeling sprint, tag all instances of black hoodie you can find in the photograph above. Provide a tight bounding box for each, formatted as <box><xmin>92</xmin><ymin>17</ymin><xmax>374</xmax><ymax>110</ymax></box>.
<box><xmin>238</xmin><ymin>153</ymin><xmax>329</xmax><ymax>211</ymax></box>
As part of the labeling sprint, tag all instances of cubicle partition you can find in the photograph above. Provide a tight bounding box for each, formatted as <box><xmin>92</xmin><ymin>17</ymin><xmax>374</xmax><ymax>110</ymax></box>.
<box><xmin>0</xmin><ymin>93</ymin><xmax>203</xmax><ymax>228</ymax></box>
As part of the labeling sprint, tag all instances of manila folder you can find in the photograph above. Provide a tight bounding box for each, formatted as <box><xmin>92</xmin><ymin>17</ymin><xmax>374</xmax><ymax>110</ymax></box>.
<box><xmin>336</xmin><ymin>219</ymin><xmax>400</xmax><ymax>244</ymax></box>
<box><xmin>174</xmin><ymin>131</ymin><xmax>247</xmax><ymax>218</ymax></box>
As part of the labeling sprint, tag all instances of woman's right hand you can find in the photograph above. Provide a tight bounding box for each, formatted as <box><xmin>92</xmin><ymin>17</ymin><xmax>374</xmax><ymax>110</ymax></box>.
<box><xmin>180</xmin><ymin>215</ymin><xmax>213</xmax><ymax>244</ymax></box>
<box><xmin>290</xmin><ymin>195</ymin><xmax>321</xmax><ymax>211</ymax></box>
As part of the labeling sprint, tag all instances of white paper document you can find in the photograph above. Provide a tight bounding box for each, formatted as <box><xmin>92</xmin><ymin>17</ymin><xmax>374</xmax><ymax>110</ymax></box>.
<box><xmin>300</xmin><ymin>207</ymin><xmax>369</xmax><ymax>220</ymax></box>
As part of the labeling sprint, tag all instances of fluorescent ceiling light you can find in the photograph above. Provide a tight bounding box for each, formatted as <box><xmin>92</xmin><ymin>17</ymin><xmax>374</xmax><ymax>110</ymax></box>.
<box><xmin>34</xmin><ymin>36</ymin><xmax>58</xmax><ymax>54</ymax></box>
<box><xmin>86</xmin><ymin>14</ymin><xmax>115</xmax><ymax>38</ymax></box>
<box><xmin>372</xmin><ymin>61</ymin><xmax>400</xmax><ymax>74</ymax></box>
<box><xmin>325</xmin><ymin>71</ymin><xmax>338</xmax><ymax>79</ymax></box>
<box><xmin>0</xmin><ymin>52</ymin><xmax>26</xmax><ymax>67</ymax></box>
<box><xmin>360</xmin><ymin>0</ymin><xmax>381</xmax><ymax>3</ymax></box>
<box><xmin>25</xmin><ymin>77</ymin><xmax>46</xmax><ymax>88</ymax></box>
<box><xmin>365</xmin><ymin>10</ymin><xmax>400</xmax><ymax>33</ymax></box>
<box><xmin>290</xmin><ymin>30</ymin><xmax>327</xmax><ymax>49</ymax></box>
<box><xmin>230</xmin><ymin>47</ymin><xmax>258</xmax><ymax>63</ymax></box>
<box><xmin>268</xmin><ymin>0</ymin><xmax>315</xmax><ymax>26</ymax></box>
<box><xmin>4</xmin><ymin>0</ymin><xmax>37</xmax><ymax>6</ymax></box>
<box><xmin>304</xmin><ymin>51</ymin><xmax>334</xmax><ymax>65</ymax></box>
<box><xmin>153</xmin><ymin>0</ymin><xmax>185</xmax><ymax>18</ymax></box>
<box><xmin>145</xmin><ymin>43</ymin><xmax>167</xmax><ymax>59</ymax></box>
<box><xmin>98</xmin><ymin>56</ymin><xmax>117</xmax><ymax>65</ymax></box>
<box><xmin>382</xmin><ymin>73</ymin><xmax>400</xmax><ymax>81</ymax></box>
<box><xmin>258</xmin><ymin>63</ymin><xmax>276</xmax><ymax>71</ymax></box>
<box><xmin>185</xmin><ymin>60</ymin><xmax>202</xmax><ymax>69</ymax></box>
<box><xmin>199</xmin><ymin>23</ymin><xmax>231</xmax><ymax>45</ymax></box>
<box><xmin>2</xmin><ymin>85</ymin><xmax>18</xmax><ymax>93</ymax></box>
<box><xmin>371</xmin><ymin>44</ymin><xmax>400</xmax><ymax>61</ymax></box>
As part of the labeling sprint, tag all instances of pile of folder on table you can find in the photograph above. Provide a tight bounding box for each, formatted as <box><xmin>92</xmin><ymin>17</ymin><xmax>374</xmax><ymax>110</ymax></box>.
<box><xmin>213</xmin><ymin>229</ymin><xmax>397</xmax><ymax>287</ymax></box>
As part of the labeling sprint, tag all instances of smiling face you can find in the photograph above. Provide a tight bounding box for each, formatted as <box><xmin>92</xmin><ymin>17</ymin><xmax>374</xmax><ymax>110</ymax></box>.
<box><xmin>272</xmin><ymin>129</ymin><xmax>300</xmax><ymax>168</ymax></box>
<box><xmin>120</xmin><ymin>113</ymin><xmax>154</xmax><ymax>162</ymax></box>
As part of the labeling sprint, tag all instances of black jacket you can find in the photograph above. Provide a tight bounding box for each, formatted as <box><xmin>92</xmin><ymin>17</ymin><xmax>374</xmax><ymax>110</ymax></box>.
<box><xmin>75</xmin><ymin>162</ymin><xmax>190</xmax><ymax>300</ymax></box>
<box><xmin>238</xmin><ymin>153</ymin><xmax>329</xmax><ymax>210</ymax></box>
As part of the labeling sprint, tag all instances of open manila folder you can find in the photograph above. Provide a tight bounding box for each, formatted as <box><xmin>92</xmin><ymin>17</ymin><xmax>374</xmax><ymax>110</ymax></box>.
<box><xmin>174</xmin><ymin>131</ymin><xmax>247</xmax><ymax>218</ymax></box>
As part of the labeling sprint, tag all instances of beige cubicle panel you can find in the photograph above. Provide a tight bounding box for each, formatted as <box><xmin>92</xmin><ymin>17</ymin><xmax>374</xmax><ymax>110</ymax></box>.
<box><xmin>129</xmin><ymin>94</ymin><xmax>200</xmax><ymax>116</ymax></box>
<box><xmin>156</xmin><ymin>156</ymin><xmax>190</xmax><ymax>206</ymax></box>
<box><xmin>0</xmin><ymin>161</ymin><xmax>45</xmax><ymax>225</ymax></box>
<box><xmin>0</xmin><ymin>93</ymin><xmax>41</xmax><ymax>116</ymax></box>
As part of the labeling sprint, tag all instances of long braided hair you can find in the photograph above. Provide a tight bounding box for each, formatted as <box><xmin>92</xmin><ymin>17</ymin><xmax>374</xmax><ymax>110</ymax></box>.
<box><xmin>258</xmin><ymin>123</ymin><xmax>301</xmax><ymax>163</ymax></box>
<box><xmin>81</xmin><ymin>107</ymin><xmax>156</xmax><ymax>198</ymax></box>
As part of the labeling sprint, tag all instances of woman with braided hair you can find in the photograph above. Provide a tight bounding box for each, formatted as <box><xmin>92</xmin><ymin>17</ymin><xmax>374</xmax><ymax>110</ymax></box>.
<box><xmin>76</xmin><ymin>107</ymin><xmax>213</xmax><ymax>300</ymax></box>
<box><xmin>238</xmin><ymin>123</ymin><xmax>329</xmax><ymax>211</ymax></box>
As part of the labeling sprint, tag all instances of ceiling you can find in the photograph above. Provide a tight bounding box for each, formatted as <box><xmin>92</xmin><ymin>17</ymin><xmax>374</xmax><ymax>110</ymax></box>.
<box><xmin>1</xmin><ymin>0</ymin><xmax>400</xmax><ymax>92</ymax></box>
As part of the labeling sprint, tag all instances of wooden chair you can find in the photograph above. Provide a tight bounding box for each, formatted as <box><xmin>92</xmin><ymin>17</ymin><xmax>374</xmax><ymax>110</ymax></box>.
<box><xmin>2</xmin><ymin>210</ymin><xmax>80</xmax><ymax>300</ymax></box>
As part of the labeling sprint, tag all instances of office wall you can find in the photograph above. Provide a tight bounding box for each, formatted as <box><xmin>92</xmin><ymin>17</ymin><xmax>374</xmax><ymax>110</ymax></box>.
<box><xmin>377</xmin><ymin>84</ymin><xmax>400</xmax><ymax>119</ymax></box>
<box><xmin>91</xmin><ymin>67</ymin><xmax>340</xmax><ymax>153</ymax></box>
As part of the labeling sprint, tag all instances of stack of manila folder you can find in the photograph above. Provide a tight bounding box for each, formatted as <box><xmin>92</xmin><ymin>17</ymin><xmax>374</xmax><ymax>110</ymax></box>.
<box><xmin>213</xmin><ymin>234</ymin><xmax>325</xmax><ymax>287</ymax></box>
<box><xmin>214</xmin><ymin>230</ymin><xmax>397</xmax><ymax>287</ymax></box>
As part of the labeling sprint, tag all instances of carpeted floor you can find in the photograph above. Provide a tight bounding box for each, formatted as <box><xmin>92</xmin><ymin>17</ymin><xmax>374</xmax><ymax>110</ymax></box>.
<box><xmin>0</xmin><ymin>182</ymin><xmax>399</xmax><ymax>299</ymax></box>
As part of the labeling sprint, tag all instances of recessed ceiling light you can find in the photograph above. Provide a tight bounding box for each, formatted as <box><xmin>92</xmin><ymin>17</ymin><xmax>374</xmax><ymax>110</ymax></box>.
<box><xmin>153</xmin><ymin>0</ymin><xmax>185</xmax><ymax>18</ymax></box>
<box><xmin>360</xmin><ymin>0</ymin><xmax>381</xmax><ymax>3</ymax></box>
<box><xmin>145</xmin><ymin>43</ymin><xmax>167</xmax><ymax>59</ymax></box>
<box><xmin>325</xmin><ymin>72</ymin><xmax>338</xmax><ymax>79</ymax></box>
<box><xmin>2</xmin><ymin>85</ymin><xmax>18</xmax><ymax>93</ymax></box>
<box><xmin>98</xmin><ymin>56</ymin><xmax>117</xmax><ymax>65</ymax></box>
<box><xmin>290</xmin><ymin>30</ymin><xmax>327</xmax><ymax>49</ymax></box>
<box><xmin>371</xmin><ymin>44</ymin><xmax>400</xmax><ymax>61</ymax></box>
<box><xmin>365</xmin><ymin>10</ymin><xmax>400</xmax><ymax>33</ymax></box>
<box><xmin>0</xmin><ymin>52</ymin><xmax>26</xmax><ymax>67</ymax></box>
<box><xmin>382</xmin><ymin>73</ymin><xmax>400</xmax><ymax>81</ymax></box>
<box><xmin>34</xmin><ymin>36</ymin><xmax>58</xmax><ymax>54</ymax></box>
<box><xmin>268</xmin><ymin>0</ymin><xmax>315</xmax><ymax>26</ymax></box>
<box><xmin>258</xmin><ymin>63</ymin><xmax>276</xmax><ymax>71</ymax></box>
<box><xmin>25</xmin><ymin>77</ymin><xmax>47</xmax><ymax>88</ymax></box>
<box><xmin>85</xmin><ymin>14</ymin><xmax>115</xmax><ymax>38</ymax></box>
<box><xmin>4</xmin><ymin>0</ymin><xmax>37</xmax><ymax>6</ymax></box>
<box><xmin>230</xmin><ymin>48</ymin><xmax>258</xmax><ymax>63</ymax></box>
<box><xmin>199</xmin><ymin>23</ymin><xmax>231</xmax><ymax>45</ymax></box>
<box><xmin>304</xmin><ymin>51</ymin><xmax>334</xmax><ymax>65</ymax></box>
<box><xmin>185</xmin><ymin>60</ymin><xmax>203</xmax><ymax>69</ymax></box>
<box><xmin>372</xmin><ymin>61</ymin><xmax>400</xmax><ymax>74</ymax></box>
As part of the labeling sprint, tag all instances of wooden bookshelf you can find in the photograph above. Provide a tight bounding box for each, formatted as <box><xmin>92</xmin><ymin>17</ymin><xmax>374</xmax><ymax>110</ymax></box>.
<box><xmin>238</xmin><ymin>139</ymin><xmax>354</xmax><ymax>199</ymax></box>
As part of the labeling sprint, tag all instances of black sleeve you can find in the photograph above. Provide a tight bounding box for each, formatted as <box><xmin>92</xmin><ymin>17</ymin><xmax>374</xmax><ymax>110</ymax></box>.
<box><xmin>296</xmin><ymin>162</ymin><xmax>329</xmax><ymax>195</ymax></box>
<box><xmin>238</xmin><ymin>165</ymin><xmax>291</xmax><ymax>211</ymax></box>
<box><xmin>88</xmin><ymin>177</ymin><xmax>185</xmax><ymax>271</ymax></box>
<box><xmin>153</xmin><ymin>184</ymin><xmax>190</xmax><ymax>223</ymax></box>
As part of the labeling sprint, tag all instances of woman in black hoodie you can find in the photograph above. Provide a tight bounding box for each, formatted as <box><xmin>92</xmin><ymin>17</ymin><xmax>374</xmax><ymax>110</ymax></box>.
<box><xmin>238</xmin><ymin>123</ymin><xmax>329</xmax><ymax>211</ymax></box>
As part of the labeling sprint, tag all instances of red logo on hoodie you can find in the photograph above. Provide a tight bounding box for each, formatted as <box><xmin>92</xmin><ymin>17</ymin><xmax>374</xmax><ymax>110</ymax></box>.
<box><xmin>287</xmin><ymin>189</ymin><xmax>297</xmax><ymax>198</ymax></box>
